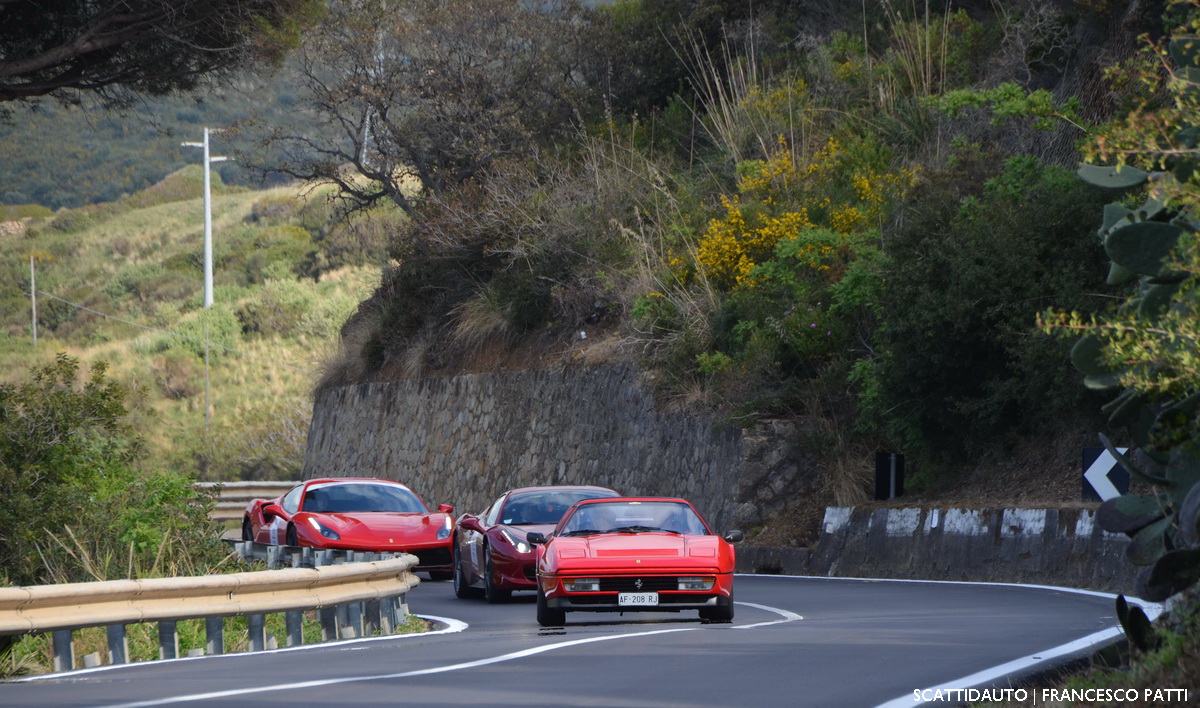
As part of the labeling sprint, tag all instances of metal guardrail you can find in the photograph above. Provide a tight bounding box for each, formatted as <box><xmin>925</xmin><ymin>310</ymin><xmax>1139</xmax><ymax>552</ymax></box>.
<box><xmin>196</xmin><ymin>480</ymin><xmax>297</xmax><ymax>522</ymax></box>
<box><xmin>0</xmin><ymin>545</ymin><xmax>419</xmax><ymax>673</ymax></box>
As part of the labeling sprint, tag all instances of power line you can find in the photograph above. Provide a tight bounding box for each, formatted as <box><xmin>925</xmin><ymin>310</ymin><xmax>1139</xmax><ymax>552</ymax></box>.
<box><xmin>34</xmin><ymin>290</ymin><xmax>311</xmax><ymax>374</ymax></box>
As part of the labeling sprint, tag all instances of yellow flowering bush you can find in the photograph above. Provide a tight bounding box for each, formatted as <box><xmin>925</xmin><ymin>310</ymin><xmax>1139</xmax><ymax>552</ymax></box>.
<box><xmin>694</xmin><ymin>136</ymin><xmax>914</xmax><ymax>291</ymax></box>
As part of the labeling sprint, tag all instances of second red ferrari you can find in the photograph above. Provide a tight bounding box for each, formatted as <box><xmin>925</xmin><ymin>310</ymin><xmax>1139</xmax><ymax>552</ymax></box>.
<box><xmin>452</xmin><ymin>485</ymin><xmax>619</xmax><ymax>602</ymax></box>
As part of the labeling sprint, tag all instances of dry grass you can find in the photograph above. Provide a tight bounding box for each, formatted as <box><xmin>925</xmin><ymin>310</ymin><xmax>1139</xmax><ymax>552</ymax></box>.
<box><xmin>449</xmin><ymin>290</ymin><xmax>514</xmax><ymax>352</ymax></box>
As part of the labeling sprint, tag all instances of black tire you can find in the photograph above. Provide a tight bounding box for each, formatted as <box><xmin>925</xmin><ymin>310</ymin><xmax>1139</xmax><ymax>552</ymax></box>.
<box><xmin>536</xmin><ymin>587</ymin><xmax>565</xmax><ymax>627</ymax></box>
<box><xmin>453</xmin><ymin>542</ymin><xmax>484</xmax><ymax>599</ymax></box>
<box><xmin>699</xmin><ymin>592</ymin><xmax>734</xmax><ymax>623</ymax></box>
<box><xmin>286</xmin><ymin>523</ymin><xmax>299</xmax><ymax>547</ymax></box>
<box><xmin>428</xmin><ymin>571</ymin><xmax>453</xmax><ymax>582</ymax></box>
<box><xmin>483</xmin><ymin>546</ymin><xmax>511</xmax><ymax>604</ymax></box>
<box><xmin>241</xmin><ymin>518</ymin><xmax>253</xmax><ymax>542</ymax></box>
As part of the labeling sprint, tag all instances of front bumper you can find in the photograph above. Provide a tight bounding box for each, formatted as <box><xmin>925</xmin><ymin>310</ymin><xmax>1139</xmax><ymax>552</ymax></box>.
<box><xmin>541</xmin><ymin>573</ymin><xmax>733</xmax><ymax>612</ymax></box>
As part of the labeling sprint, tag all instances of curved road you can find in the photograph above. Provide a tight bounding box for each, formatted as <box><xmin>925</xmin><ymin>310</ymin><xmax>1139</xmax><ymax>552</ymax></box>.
<box><xmin>2</xmin><ymin>575</ymin><xmax>1137</xmax><ymax>707</ymax></box>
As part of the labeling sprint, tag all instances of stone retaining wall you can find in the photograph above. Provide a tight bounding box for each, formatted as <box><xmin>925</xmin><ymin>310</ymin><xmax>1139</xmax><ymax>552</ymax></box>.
<box><xmin>303</xmin><ymin>364</ymin><xmax>1138</xmax><ymax>593</ymax></box>
<box><xmin>302</xmin><ymin>364</ymin><xmax>747</xmax><ymax>531</ymax></box>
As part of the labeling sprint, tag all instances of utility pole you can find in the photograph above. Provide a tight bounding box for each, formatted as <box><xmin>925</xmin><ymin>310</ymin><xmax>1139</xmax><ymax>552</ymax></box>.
<box><xmin>181</xmin><ymin>128</ymin><xmax>228</xmax><ymax>308</ymax></box>
<box><xmin>30</xmin><ymin>255</ymin><xmax>36</xmax><ymax>346</ymax></box>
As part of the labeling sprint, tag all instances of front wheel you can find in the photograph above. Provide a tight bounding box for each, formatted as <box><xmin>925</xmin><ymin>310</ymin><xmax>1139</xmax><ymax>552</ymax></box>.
<box><xmin>536</xmin><ymin>587</ymin><xmax>565</xmax><ymax>627</ymax></box>
<box><xmin>241</xmin><ymin>518</ymin><xmax>254</xmax><ymax>542</ymax></box>
<box><xmin>699</xmin><ymin>592</ymin><xmax>734</xmax><ymax>623</ymax></box>
<box><xmin>483</xmin><ymin>547</ymin><xmax>511</xmax><ymax>604</ymax></box>
<box><xmin>453</xmin><ymin>541</ymin><xmax>484</xmax><ymax>599</ymax></box>
<box><xmin>286</xmin><ymin>523</ymin><xmax>299</xmax><ymax>547</ymax></box>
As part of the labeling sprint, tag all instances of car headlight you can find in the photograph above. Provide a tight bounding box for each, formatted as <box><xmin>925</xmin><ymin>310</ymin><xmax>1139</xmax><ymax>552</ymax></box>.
<box><xmin>677</xmin><ymin>576</ymin><xmax>715</xmax><ymax>591</ymax></box>
<box><xmin>436</xmin><ymin>516</ymin><xmax>453</xmax><ymax>540</ymax></box>
<box><xmin>306</xmin><ymin>517</ymin><xmax>341</xmax><ymax>540</ymax></box>
<box><xmin>563</xmin><ymin>577</ymin><xmax>600</xmax><ymax>592</ymax></box>
<box><xmin>499</xmin><ymin>528</ymin><xmax>531</xmax><ymax>554</ymax></box>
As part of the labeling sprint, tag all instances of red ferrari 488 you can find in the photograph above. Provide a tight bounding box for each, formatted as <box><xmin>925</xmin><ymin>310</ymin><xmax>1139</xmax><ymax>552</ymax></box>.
<box><xmin>241</xmin><ymin>477</ymin><xmax>455</xmax><ymax>579</ymax></box>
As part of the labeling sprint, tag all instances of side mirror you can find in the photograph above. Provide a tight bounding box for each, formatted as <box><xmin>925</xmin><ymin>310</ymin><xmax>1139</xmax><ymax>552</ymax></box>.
<box><xmin>459</xmin><ymin>517</ymin><xmax>484</xmax><ymax>534</ymax></box>
<box><xmin>526</xmin><ymin>532</ymin><xmax>547</xmax><ymax>545</ymax></box>
<box><xmin>438</xmin><ymin>504</ymin><xmax>454</xmax><ymax>514</ymax></box>
<box><xmin>263</xmin><ymin>503</ymin><xmax>284</xmax><ymax>520</ymax></box>
<box><xmin>724</xmin><ymin>530</ymin><xmax>743</xmax><ymax>544</ymax></box>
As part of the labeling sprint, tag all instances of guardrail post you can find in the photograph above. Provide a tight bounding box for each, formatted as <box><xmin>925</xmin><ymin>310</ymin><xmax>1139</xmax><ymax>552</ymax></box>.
<box><xmin>365</xmin><ymin>599</ymin><xmax>381</xmax><ymax>636</ymax></box>
<box><xmin>319</xmin><ymin>607</ymin><xmax>338</xmax><ymax>641</ymax></box>
<box><xmin>285</xmin><ymin>611</ymin><xmax>303</xmax><ymax>646</ymax></box>
<box><xmin>248</xmin><ymin>614</ymin><xmax>266</xmax><ymax>652</ymax></box>
<box><xmin>158</xmin><ymin>621</ymin><xmax>179</xmax><ymax>660</ymax></box>
<box><xmin>51</xmin><ymin>630</ymin><xmax>73</xmax><ymax>672</ymax></box>
<box><xmin>336</xmin><ymin>603</ymin><xmax>354</xmax><ymax>638</ymax></box>
<box><xmin>205</xmin><ymin>617</ymin><xmax>224</xmax><ymax>655</ymax></box>
<box><xmin>379</xmin><ymin>597</ymin><xmax>394</xmax><ymax>634</ymax></box>
<box><xmin>106</xmin><ymin>624</ymin><xmax>128</xmax><ymax>664</ymax></box>
<box><xmin>353</xmin><ymin>601</ymin><xmax>365</xmax><ymax>638</ymax></box>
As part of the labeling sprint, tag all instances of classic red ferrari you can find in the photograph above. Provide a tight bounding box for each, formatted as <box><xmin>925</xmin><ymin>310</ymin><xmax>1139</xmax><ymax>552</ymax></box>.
<box><xmin>528</xmin><ymin>497</ymin><xmax>742</xmax><ymax>626</ymax></box>
<box><xmin>453</xmin><ymin>485</ymin><xmax>619</xmax><ymax>602</ymax></box>
<box><xmin>241</xmin><ymin>477</ymin><xmax>455</xmax><ymax>579</ymax></box>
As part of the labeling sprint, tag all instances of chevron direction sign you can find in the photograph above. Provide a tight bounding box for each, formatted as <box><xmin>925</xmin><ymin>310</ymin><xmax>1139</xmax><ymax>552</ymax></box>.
<box><xmin>1082</xmin><ymin>446</ymin><xmax>1130</xmax><ymax>502</ymax></box>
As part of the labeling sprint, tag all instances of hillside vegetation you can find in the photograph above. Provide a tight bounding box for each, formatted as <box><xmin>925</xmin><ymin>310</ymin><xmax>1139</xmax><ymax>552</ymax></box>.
<box><xmin>0</xmin><ymin>165</ymin><xmax>388</xmax><ymax>481</ymax></box>
<box><xmin>312</xmin><ymin>0</ymin><xmax>1148</xmax><ymax>499</ymax></box>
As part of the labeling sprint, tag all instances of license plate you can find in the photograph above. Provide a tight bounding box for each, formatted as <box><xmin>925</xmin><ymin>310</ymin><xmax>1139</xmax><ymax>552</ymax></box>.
<box><xmin>618</xmin><ymin>592</ymin><xmax>659</xmax><ymax>606</ymax></box>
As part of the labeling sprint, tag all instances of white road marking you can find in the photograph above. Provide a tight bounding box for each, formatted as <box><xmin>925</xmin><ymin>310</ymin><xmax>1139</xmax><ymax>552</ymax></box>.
<box><xmin>741</xmin><ymin>574</ymin><xmax>1160</xmax><ymax>708</ymax></box>
<box><xmin>876</xmin><ymin>627</ymin><xmax>1125</xmax><ymax>707</ymax></box>
<box><xmin>90</xmin><ymin>602</ymin><xmax>800</xmax><ymax>708</ymax></box>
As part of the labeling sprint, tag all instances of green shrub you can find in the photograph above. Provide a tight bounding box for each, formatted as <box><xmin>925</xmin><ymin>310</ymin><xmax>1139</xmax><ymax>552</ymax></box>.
<box><xmin>862</xmin><ymin>150</ymin><xmax>1112</xmax><ymax>461</ymax></box>
<box><xmin>163</xmin><ymin>306</ymin><xmax>241</xmax><ymax>360</ymax></box>
<box><xmin>248</xmin><ymin>194</ymin><xmax>304</xmax><ymax>224</ymax></box>
<box><xmin>237</xmin><ymin>278</ymin><xmax>315</xmax><ymax>338</ymax></box>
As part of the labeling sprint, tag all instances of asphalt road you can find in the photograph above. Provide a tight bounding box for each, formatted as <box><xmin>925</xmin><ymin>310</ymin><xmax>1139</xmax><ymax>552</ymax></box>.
<box><xmin>1</xmin><ymin>574</ymin><xmax>1129</xmax><ymax>707</ymax></box>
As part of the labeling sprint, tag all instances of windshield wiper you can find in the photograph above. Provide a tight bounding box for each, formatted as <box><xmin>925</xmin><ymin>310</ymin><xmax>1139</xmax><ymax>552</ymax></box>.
<box><xmin>609</xmin><ymin>525</ymin><xmax>664</xmax><ymax>534</ymax></box>
<box><xmin>561</xmin><ymin>529</ymin><xmax>603</xmax><ymax>537</ymax></box>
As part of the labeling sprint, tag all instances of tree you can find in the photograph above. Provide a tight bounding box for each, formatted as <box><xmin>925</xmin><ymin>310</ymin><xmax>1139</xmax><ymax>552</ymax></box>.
<box><xmin>0</xmin><ymin>0</ymin><xmax>321</xmax><ymax>115</ymax></box>
<box><xmin>0</xmin><ymin>354</ymin><xmax>141</xmax><ymax>585</ymax></box>
<box><xmin>241</xmin><ymin>0</ymin><xmax>600</xmax><ymax>215</ymax></box>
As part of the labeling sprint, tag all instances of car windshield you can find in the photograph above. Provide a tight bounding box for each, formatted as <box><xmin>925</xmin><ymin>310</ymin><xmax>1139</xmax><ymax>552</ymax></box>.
<box><xmin>301</xmin><ymin>483</ymin><xmax>428</xmax><ymax>514</ymax></box>
<box><xmin>501</xmin><ymin>490</ymin><xmax>615</xmax><ymax>525</ymax></box>
<box><xmin>558</xmin><ymin>501</ymin><xmax>708</xmax><ymax>536</ymax></box>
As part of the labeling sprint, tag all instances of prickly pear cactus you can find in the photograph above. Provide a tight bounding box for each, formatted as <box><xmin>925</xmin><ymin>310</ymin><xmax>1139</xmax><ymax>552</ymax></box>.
<box><xmin>1074</xmin><ymin>46</ymin><xmax>1200</xmax><ymax>602</ymax></box>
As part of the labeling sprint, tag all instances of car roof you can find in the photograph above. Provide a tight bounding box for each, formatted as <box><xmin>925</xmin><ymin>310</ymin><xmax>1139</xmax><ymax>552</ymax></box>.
<box><xmin>303</xmin><ymin>477</ymin><xmax>414</xmax><ymax>490</ymax></box>
<box><xmin>570</xmin><ymin>497</ymin><xmax>691</xmax><ymax>505</ymax></box>
<box><xmin>505</xmin><ymin>485</ymin><xmax>619</xmax><ymax>496</ymax></box>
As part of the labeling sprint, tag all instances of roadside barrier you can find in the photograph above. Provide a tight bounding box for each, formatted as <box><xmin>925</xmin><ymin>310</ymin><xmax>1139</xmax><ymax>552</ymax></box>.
<box><xmin>0</xmin><ymin>546</ymin><xmax>419</xmax><ymax>673</ymax></box>
<box><xmin>196</xmin><ymin>480</ymin><xmax>297</xmax><ymax>522</ymax></box>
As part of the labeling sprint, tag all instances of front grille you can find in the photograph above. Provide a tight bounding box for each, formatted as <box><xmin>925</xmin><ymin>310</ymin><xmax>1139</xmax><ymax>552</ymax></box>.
<box><xmin>598</xmin><ymin>576</ymin><xmax>679</xmax><ymax>592</ymax></box>
<box><xmin>411</xmin><ymin>547</ymin><xmax>452</xmax><ymax>567</ymax></box>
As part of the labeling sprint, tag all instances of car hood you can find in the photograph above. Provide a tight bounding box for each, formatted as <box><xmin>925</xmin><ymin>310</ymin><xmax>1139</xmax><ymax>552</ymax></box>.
<box><xmin>309</xmin><ymin>511</ymin><xmax>447</xmax><ymax>540</ymax></box>
<box><xmin>547</xmin><ymin>532</ymin><xmax>727</xmax><ymax>571</ymax></box>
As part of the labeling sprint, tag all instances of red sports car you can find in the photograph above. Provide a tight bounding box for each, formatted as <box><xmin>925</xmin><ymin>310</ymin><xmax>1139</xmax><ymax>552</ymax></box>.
<box><xmin>453</xmin><ymin>485</ymin><xmax>619</xmax><ymax>602</ymax></box>
<box><xmin>528</xmin><ymin>497</ymin><xmax>742</xmax><ymax>626</ymax></box>
<box><xmin>241</xmin><ymin>477</ymin><xmax>455</xmax><ymax>579</ymax></box>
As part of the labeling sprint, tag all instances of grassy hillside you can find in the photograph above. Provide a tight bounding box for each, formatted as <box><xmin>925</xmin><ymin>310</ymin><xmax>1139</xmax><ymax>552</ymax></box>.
<box><xmin>0</xmin><ymin>167</ymin><xmax>389</xmax><ymax>480</ymax></box>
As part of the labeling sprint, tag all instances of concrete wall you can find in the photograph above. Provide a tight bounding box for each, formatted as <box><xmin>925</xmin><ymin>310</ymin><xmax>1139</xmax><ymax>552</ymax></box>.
<box><xmin>737</xmin><ymin>506</ymin><xmax>1137</xmax><ymax>593</ymax></box>
<box><xmin>302</xmin><ymin>364</ymin><xmax>746</xmax><ymax>531</ymax></box>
